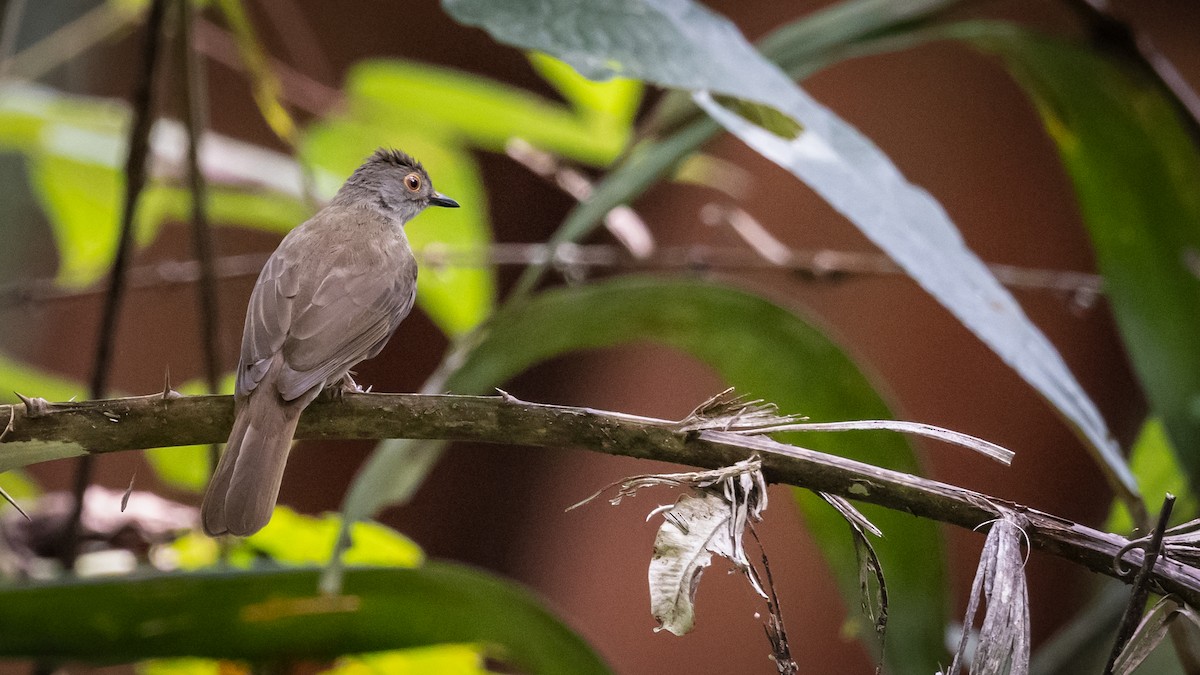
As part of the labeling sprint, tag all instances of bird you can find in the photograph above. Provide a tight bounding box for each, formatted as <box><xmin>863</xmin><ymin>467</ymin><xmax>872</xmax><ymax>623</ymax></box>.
<box><xmin>201</xmin><ymin>148</ymin><xmax>459</xmax><ymax>537</ymax></box>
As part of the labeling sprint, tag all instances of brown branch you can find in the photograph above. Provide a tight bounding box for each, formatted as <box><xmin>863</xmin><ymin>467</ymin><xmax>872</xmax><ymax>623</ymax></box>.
<box><xmin>1</xmin><ymin>392</ymin><xmax>1195</xmax><ymax>606</ymax></box>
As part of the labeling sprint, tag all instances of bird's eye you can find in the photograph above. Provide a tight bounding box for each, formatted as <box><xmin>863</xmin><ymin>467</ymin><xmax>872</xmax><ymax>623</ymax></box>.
<box><xmin>404</xmin><ymin>173</ymin><xmax>422</xmax><ymax>192</ymax></box>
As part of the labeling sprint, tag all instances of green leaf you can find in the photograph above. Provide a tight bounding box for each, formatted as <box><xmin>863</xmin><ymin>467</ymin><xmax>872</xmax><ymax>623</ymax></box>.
<box><xmin>143</xmin><ymin>443</ymin><xmax>211</xmax><ymax>492</ymax></box>
<box><xmin>647</xmin><ymin>0</ymin><xmax>964</xmax><ymax>134</ymax></box>
<box><xmin>346</xmin><ymin>277</ymin><xmax>946</xmax><ymax>669</ymax></box>
<box><xmin>346</xmin><ymin>58</ymin><xmax>637</xmax><ymax>165</ymax></box>
<box><xmin>514</xmin><ymin>0</ymin><xmax>969</xmax><ymax>292</ymax></box>
<box><xmin>0</xmin><ymin>82</ymin><xmax>130</xmax><ymax>155</ymax></box>
<box><xmin>711</xmin><ymin>95</ymin><xmax>801</xmax><ymax>140</ymax></box>
<box><xmin>0</xmin><ymin>564</ymin><xmax>608</xmax><ymax>674</ymax></box>
<box><xmin>1106</xmin><ymin>418</ymin><xmax>1192</xmax><ymax>535</ymax></box>
<box><xmin>326</xmin><ymin>645</ymin><xmax>491</xmax><ymax>675</ymax></box>
<box><xmin>247</xmin><ymin>508</ymin><xmax>424</xmax><ymax>568</ymax></box>
<box><xmin>28</xmin><ymin>155</ymin><xmax>127</xmax><ymax>287</ymax></box>
<box><xmin>0</xmin><ymin>469</ymin><xmax>39</xmax><ymax>501</ymax></box>
<box><xmin>527</xmin><ymin>52</ymin><xmax>641</xmax><ymax>127</ymax></box>
<box><xmin>445</xmin><ymin>0</ymin><xmax>1124</xmax><ymax>502</ymax></box>
<box><xmin>203</xmin><ymin>185</ymin><xmax>311</xmax><ymax>235</ymax></box>
<box><xmin>0</xmin><ymin>353</ymin><xmax>89</xmax><ymax>473</ymax></box>
<box><xmin>138</xmin><ymin>658</ymin><xmax>220</xmax><ymax>675</ymax></box>
<box><xmin>167</xmin><ymin>507</ymin><xmax>424</xmax><ymax>571</ymax></box>
<box><xmin>301</xmin><ymin>121</ymin><xmax>495</xmax><ymax>337</ymax></box>
<box><xmin>756</xmin><ymin>0</ymin><xmax>962</xmax><ymax>75</ymax></box>
<box><xmin>949</xmin><ymin>24</ymin><xmax>1200</xmax><ymax>493</ymax></box>
<box><xmin>0</xmin><ymin>349</ymin><xmax>87</xmax><ymax>403</ymax></box>
<box><xmin>26</xmin><ymin>153</ymin><xmax>308</xmax><ymax>289</ymax></box>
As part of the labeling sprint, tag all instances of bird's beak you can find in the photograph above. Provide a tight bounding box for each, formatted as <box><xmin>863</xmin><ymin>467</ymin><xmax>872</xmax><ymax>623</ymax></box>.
<box><xmin>429</xmin><ymin>192</ymin><xmax>460</xmax><ymax>208</ymax></box>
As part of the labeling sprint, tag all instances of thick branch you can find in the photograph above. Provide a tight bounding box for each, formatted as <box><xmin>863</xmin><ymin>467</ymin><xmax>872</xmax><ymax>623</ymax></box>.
<box><xmin>2</xmin><ymin>392</ymin><xmax>1195</xmax><ymax>605</ymax></box>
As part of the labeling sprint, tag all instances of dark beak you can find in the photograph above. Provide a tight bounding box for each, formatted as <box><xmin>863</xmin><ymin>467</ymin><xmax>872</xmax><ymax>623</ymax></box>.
<box><xmin>429</xmin><ymin>192</ymin><xmax>460</xmax><ymax>208</ymax></box>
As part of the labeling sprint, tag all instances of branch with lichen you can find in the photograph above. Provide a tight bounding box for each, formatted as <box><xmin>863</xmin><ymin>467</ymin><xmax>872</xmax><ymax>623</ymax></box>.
<box><xmin>1</xmin><ymin>389</ymin><xmax>1194</xmax><ymax>606</ymax></box>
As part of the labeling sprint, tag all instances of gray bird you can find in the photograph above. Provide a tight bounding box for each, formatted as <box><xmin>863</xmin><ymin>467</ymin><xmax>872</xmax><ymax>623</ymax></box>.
<box><xmin>202</xmin><ymin>148</ymin><xmax>458</xmax><ymax>537</ymax></box>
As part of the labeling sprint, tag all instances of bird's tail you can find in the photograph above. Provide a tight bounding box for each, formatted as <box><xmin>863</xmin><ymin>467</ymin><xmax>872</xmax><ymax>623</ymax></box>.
<box><xmin>201</xmin><ymin>384</ymin><xmax>302</xmax><ymax>537</ymax></box>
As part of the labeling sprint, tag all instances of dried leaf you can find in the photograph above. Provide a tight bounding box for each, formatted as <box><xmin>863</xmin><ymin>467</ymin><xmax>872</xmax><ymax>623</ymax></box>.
<box><xmin>1155</xmin><ymin>518</ymin><xmax>1200</xmax><ymax>566</ymax></box>
<box><xmin>577</xmin><ymin>456</ymin><xmax>770</xmax><ymax>636</ymax></box>
<box><xmin>650</xmin><ymin>492</ymin><xmax>741</xmax><ymax>635</ymax></box>
<box><xmin>948</xmin><ymin>515</ymin><xmax>1030</xmax><ymax>675</ymax></box>
<box><xmin>675</xmin><ymin>388</ymin><xmax>802</xmax><ymax>433</ymax></box>
<box><xmin>820</xmin><ymin>493</ymin><xmax>886</xmax><ymax>670</ymax></box>
<box><xmin>1112</xmin><ymin>597</ymin><xmax>1200</xmax><ymax>675</ymax></box>
<box><xmin>749</xmin><ymin>419</ymin><xmax>1013</xmax><ymax>465</ymax></box>
<box><xmin>821</xmin><ymin>492</ymin><xmax>882</xmax><ymax>538</ymax></box>
<box><xmin>568</xmin><ymin>455</ymin><xmax>764</xmax><ymax>511</ymax></box>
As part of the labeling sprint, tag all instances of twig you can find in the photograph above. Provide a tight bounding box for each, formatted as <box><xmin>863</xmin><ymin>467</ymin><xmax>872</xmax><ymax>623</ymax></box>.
<box><xmin>1104</xmin><ymin>493</ymin><xmax>1175</xmax><ymax>674</ymax></box>
<box><xmin>0</xmin><ymin>245</ymin><xmax>1105</xmax><ymax>310</ymax></box>
<box><xmin>0</xmin><ymin>0</ymin><xmax>27</xmax><ymax>79</ymax></box>
<box><xmin>63</xmin><ymin>0</ymin><xmax>170</xmax><ymax>571</ymax></box>
<box><xmin>257</xmin><ymin>0</ymin><xmax>334</xmax><ymax>86</ymax></box>
<box><xmin>750</xmin><ymin>523</ymin><xmax>798</xmax><ymax>674</ymax></box>
<box><xmin>1</xmin><ymin>2</ymin><xmax>134</xmax><ymax>81</ymax></box>
<box><xmin>192</xmin><ymin>17</ymin><xmax>338</xmax><ymax>115</ymax></box>
<box><xmin>211</xmin><ymin>0</ymin><xmax>299</xmax><ymax>146</ymax></box>
<box><xmin>3</xmin><ymin>391</ymin><xmax>1199</xmax><ymax>607</ymax></box>
<box><xmin>506</xmin><ymin>140</ymin><xmax>654</xmax><ymax>258</ymax></box>
<box><xmin>175</xmin><ymin>0</ymin><xmax>222</xmax><ymax>473</ymax></box>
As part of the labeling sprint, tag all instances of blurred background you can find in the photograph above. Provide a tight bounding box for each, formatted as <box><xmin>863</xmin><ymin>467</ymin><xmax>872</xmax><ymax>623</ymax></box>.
<box><xmin>0</xmin><ymin>0</ymin><xmax>1198</xmax><ymax>673</ymax></box>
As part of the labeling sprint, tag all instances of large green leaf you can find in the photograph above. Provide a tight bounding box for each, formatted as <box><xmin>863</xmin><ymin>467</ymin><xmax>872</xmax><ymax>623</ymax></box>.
<box><xmin>347</xmin><ymin>56</ymin><xmax>639</xmax><ymax>166</ymax></box>
<box><xmin>951</xmin><ymin>24</ymin><xmax>1200</xmax><ymax>493</ymax></box>
<box><xmin>0</xmin><ymin>564</ymin><xmax>607</xmax><ymax>673</ymax></box>
<box><xmin>345</xmin><ymin>277</ymin><xmax>947</xmax><ymax>670</ymax></box>
<box><xmin>443</xmin><ymin>0</ymin><xmax>1127</xmax><ymax>502</ymax></box>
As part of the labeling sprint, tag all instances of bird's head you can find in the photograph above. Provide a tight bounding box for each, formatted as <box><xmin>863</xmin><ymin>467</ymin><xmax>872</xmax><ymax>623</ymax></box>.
<box><xmin>337</xmin><ymin>148</ymin><xmax>460</xmax><ymax>217</ymax></box>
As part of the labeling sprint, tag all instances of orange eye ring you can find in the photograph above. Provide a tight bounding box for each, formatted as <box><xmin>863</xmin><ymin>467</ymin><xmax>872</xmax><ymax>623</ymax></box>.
<box><xmin>404</xmin><ymin>172</ymin><xmax>422</xmax><ymax>192</ymax></box>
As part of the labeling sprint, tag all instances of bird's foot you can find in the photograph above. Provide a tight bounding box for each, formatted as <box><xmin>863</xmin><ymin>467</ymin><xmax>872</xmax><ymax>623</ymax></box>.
<box><xmin>322</xmin><ymin>372</ymin><xmax>369</xmax><ymax>402</ymax></box>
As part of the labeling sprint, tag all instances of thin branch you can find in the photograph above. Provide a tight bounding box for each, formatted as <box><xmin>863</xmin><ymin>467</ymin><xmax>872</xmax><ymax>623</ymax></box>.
<box><xmin>506</xmin><ymin>139</ymin><xmax>655</xmax><ymax>259</ymax></box>
<box><xmin>192</xmin><ymin>16</ymin><xmax>338</xmax><ymax>115</ymax></box>
<box><xmin>175</xmin><ymin>0</ymin><xmax>221</xmax><ymax>473</ymax></box>
<box><xmin>65</xmin><ymin>0</ymin><xmax>170</xmax><ymax>570</ymax></box>
<box><xmin>1105</xmin><ymin>494</ymin><xmax>1175</xmax><ymax>675</ymax></box>
<box><xmin>0</xmin><ymin>2</ymin><xmax>133</xmax><ymax>81</ymax></box>
<box><xmin>0</xmin><ymin>245</ymin><xmax>1105</xmax><ymax>310</ymax></box>
<box><xmin>2</xmin><ymin>391</ymin><xmax>1198</xmax><ymax>607</ymax></box>
<box><xmin>257</xmin><ymin>0</ymin><xmax>334</xmax><ymax>86</ymax></box>
<box><xmin>0</xmin><ymin>0</ymin><xmax>27</xmax><ymax>79</ymax></box>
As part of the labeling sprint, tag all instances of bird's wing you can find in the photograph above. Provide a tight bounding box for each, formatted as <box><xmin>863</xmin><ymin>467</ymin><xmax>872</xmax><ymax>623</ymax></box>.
<box><xmin>237</xmin><ymin>216</ymin><xmax>417</xmax><ymax>402</ymax></box>
<box><xmin>237</xmin><ymin>250</ymin><xmax>300</xmax><ymax>396</ymax></box>
<box><xmin>275</xmin><ymin>256</ymin><xmax>416</xmax><ymax>401</ymax></box>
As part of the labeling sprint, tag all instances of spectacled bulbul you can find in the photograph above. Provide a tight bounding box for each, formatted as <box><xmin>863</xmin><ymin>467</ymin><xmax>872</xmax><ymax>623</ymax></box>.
<box><xmin>201</xmin><ymin>148</ymin><xmax>458</xmax><ymax>537</ymax></box>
